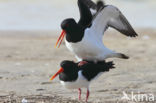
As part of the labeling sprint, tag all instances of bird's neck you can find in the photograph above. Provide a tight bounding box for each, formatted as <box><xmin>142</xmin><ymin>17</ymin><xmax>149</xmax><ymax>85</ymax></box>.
<box><xmin>66</xmin><ymin>26</ymin><xmax>84</xmax><ymax>43</ymax></box>
<box><xmin>59</xmin><ymin>70</ymin><xmax>79</xmax><ymax>82</ymax></box>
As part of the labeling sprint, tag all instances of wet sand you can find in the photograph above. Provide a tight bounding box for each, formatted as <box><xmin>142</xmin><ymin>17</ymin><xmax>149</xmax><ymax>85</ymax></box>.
<box><xmin>0</xmin><ymin>29</ymin><xmax>156</xmax><ymax>103</ymax></box>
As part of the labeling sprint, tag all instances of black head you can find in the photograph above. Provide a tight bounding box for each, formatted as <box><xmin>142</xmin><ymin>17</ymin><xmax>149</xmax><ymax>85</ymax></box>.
<box><xmin>55</xmin><ymin>18</ymin><xmax>84</xmax><ymax>48</ymax></box>
<box><xmin>55</xmin><ymin>19</ymin><xmax>77</xmax><ymax>48</ymax></box>
<box><xmin>60</xmin><ymin>60</ymin><xmax>78</xmax><ymax>73</ymax></box>
<box><xmin>60</xmin><ymin>18</ymin><xmax>84</xmax><ymax>43</ymax></box>
<box><xmin>61</xmin><ymin>18</ymin><xmax>77</xmax><ymax>31</ymax></box>
<box><xmin>50</xmin><ymin>60</ymin><xmax>78</xmax><ymax>81</ymax></box>
<box><xmin>59</xmin><ymin>60</ymin><xmax>79</xmax><ymax>82</ymax></box>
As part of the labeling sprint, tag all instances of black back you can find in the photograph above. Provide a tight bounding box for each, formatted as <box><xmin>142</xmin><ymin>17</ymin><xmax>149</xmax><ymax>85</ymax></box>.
<box><xmin>80</xmin><ymin>61</ymin><xmax>115</xmax><ymax>81</ymax></box>
<box><xmin>59</xmin><ymin>60</ymin><xmax>115</xmax><ymax>82</ymax></box>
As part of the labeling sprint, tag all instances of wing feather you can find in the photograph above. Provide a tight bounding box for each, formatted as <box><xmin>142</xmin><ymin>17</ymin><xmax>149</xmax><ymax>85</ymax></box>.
<box><xmin>88</xmin><ymin>5</ymin><xmax>138</xmax><ymax>39</ymax></box>
<box><xmin>108</xmin><ymin>10</ymin><xmax>138</xmax><ymax>37</ymax></box>
<box><xmin>80</xmin><ymin>0</ymin><xmax>97</xmax><ymax>10</ymax></box>
<box><xmin>78</xmin><ymin>0</ymin><xmax>92</xmax><ymax>27</ymax></box>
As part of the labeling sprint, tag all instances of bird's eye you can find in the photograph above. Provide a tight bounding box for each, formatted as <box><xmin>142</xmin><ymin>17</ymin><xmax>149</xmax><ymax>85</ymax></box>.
<box><xmin>66</xmin><ymin>24</ymin><xmax>69</xmax><ymax>27</ymax></box>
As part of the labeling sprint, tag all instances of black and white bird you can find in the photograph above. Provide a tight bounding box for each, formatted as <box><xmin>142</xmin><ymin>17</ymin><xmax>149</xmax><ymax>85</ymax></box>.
<box><xmin>55</xmin><ymin>0</ymin><xmax>138</xmax><ymax>62</ymax></box>
<box><xmin>50</xmin><ymin>60</ymin><xmax>115</xmax><ymax>102</ymax></box>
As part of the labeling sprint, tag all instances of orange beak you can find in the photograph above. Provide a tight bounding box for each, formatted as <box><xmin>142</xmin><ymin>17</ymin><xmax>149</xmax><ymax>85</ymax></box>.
<box><xmin>50</xmin><ymin>67</ymin><xmax>64</xmax><ymax>81</ymax></box>
<box><xmin>55</xmin><ymin>30</ymin><xmax>66</xmax><ymax>48</ymax></box>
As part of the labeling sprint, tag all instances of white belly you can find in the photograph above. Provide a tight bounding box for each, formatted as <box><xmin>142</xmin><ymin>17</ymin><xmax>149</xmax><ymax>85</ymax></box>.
<box><xmin>60</xmin><ymin>71</ymin><xmax>90</xmax><ymax>89</ymax></box>
<box><xmin>65</xmin><ymin>31</ymin><xmax>114</xmax><ymax>61</ymax></box>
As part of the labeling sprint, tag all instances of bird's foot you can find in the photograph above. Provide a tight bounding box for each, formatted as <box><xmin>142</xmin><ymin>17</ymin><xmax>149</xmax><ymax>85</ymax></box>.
<box><xmin>78</xmin><ymin>88</ymin><xmax>81</xmax><ymax>100</ymax></box>
<box><xmin>78</xmin><ymin>61</ymin><xmax>88</xmax><ymax>66</ymax></box>
<box><xmin>85</xmin><ymin>89</ymin><xmax>90</xmax><ymax>102</ymax></box>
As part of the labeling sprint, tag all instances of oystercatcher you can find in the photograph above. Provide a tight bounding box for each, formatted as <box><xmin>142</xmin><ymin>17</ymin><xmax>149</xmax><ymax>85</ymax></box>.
<box><xmin>50</xmin><ymin>60</ymin><xmax>115</xmax><ymax>102</ymax></box>
<box><xmin>55</xmin><ymin>0</ymin><xmax>138</xmax><ymax>62</ymax></box>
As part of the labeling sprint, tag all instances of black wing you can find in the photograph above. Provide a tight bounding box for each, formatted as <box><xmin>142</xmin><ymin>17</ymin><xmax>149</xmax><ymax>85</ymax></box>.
<box><xmin>78</xmin><ymin>0</ymin><xmax>93</xmax><ymax>27</ymax></box>
<box><xmin>81</xmin><ymin>0</ymin><xmax>105</xmax><ymax>11</ymax></box>
<box><xmin>80</xmin><ymin>61</ymin><xmax>115</xmax><ymax>81</ymax></box>
<box><xmin>96</xmin><ymin>0</ymin><xmax>105</xmax><ymax>11</ymax></box>
<box><xmin>80</xmin><ymin>0</ymin><xmax>97</xmax><ymax>10</ymax></box>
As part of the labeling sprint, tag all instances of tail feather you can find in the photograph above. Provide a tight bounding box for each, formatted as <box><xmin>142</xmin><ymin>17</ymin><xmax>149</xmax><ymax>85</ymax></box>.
<box><xmin>119</xmin><ymin>53</ymin><xmax>129</xmax><ymax>59</ymax></box>
<box><xmin>97</xmin><ymin>61</ymin><xmax>115</xmax><ymax>72</ymax></box>
<box><xmin>113</xmin><ymin>53</ymin><xmax>129</xmax><ymax>59</ymax></box>
<box><xmin>105</xmin><ymin>61</ymin><xmax>115</xmax><ymax>70</ymax></box>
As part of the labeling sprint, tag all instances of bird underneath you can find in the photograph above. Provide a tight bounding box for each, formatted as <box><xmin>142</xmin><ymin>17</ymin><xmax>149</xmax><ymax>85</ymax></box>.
<box><xmin>55</xmin><ymin>0</ymin><xmax>138</xmax><ymax>63</ymax></box>
<box><xmin>50</xmin><ymin>60</ymin><xmax>115</xmax><ymax>102</ymax></box>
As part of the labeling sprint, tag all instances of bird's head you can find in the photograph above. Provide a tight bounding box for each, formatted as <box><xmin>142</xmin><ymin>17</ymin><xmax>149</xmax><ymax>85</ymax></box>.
<box><xmin>50</xmin><ymin>60</ymin><xmax>77</xmax><ymax>81</ymax></box>
<box><xmin>61</xmin><ymin>18</ymin><xmax>77</xmax><ymax>30</ymax></box>
<box><xmin>55</xmin><ymin>18</ymin><xmax>77</xmax><ymax>48</ymax></box>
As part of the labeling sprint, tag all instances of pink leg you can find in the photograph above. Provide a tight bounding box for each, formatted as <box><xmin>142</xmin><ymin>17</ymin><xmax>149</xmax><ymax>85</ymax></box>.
<box><xmin>78</xmin><ymin>61</ymin><xmax>88</xmax><ymax>67</ymax></box>
<box><xmin>86</xmin><ymin>89</ymin><xmax>90</xmax><ymax>102</ymax></box>
<box><xmin>78</xmin><ymin>88</ymin><xmax>81</xmax><ymax>100</ymax></box>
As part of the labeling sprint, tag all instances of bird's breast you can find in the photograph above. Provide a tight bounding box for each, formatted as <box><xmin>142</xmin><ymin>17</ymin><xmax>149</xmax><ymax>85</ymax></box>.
<box><xmin>65</xmin><ymin>33</ymin><xmax>106</xmax><ymax>61</ymax></box>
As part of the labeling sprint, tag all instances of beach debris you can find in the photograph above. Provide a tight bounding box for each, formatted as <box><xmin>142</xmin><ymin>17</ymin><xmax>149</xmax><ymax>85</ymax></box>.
<box><xmin>41</xmin><ymin>82</ymin><xmax>53</xmax><ymax>85</ymax></box>
<box><xmin>22</xmin><ymin>98</ymin><xmax>28</xmax><ymax>103</ymax></box>
<box><xmin>36</xmin><ymin>88</ymin><xmax>46</xmax><ymax>91</ymax></box>
<box><xmin>0</xmin><ymin>76</ymin><xmax>3</xmax><ymax>79</ymax></box>
<box><xmin>31</xmin><ymin>70</ymin><xmax>35</xmax><ymax>73</ymax></box>
<box><xmin>142</xmin><ymin>35</ymin><xmax>150</xmax><ymax>40</ymax></box>
<box><xmin>45</xmin><ymin>63</ymin><xmax>49</xmax><ymax>66</ymax></box>
<box><xmin>15</xmin><ymin>62</ymin><xmax>22</xmax><ymax>66</ymax></box>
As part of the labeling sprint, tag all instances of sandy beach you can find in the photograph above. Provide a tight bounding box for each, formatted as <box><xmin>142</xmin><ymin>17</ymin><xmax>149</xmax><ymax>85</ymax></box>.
<box><xmin>0</xmin><ymin>29</ymin><xmax>156</xmax><ymax>103</ymax></box>
<box><xmin>0</xmin><ymin>0</ymin><xmax>156</xmax><ymax>102</ymax></box>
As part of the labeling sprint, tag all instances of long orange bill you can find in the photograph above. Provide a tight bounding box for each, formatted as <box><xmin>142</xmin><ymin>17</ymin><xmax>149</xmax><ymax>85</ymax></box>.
<box><xmin>55</xmin><ymin>30</ymin><xmax>66</xmax><ymax>48</ymax></box>
<box><xmin>50</xmin><ymin>67</ymin><xmax>64</xmax><ymax>81</ymax></box>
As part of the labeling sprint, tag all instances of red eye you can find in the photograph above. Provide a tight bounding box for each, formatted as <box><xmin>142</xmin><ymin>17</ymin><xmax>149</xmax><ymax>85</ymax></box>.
<box><xmin>66</xmin><ymin>24</ymin><xmax>69</xmax><ymax>27</ymax></box>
